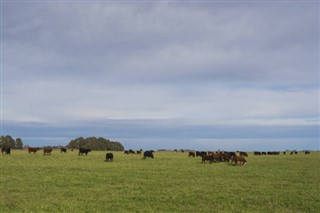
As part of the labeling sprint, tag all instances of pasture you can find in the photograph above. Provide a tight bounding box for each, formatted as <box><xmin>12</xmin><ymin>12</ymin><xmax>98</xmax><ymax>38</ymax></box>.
<box><xmin>1</xmin><ymin>150</ymin><xmax>319</xmax><ymax>212</ymax></box>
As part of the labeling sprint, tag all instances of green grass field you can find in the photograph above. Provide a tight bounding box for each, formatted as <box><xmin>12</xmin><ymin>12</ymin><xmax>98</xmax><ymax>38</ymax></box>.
<box><xmin>1</xmin><ymin>150</ymin><xmax>319</xmax><ymax>212</ymax></box>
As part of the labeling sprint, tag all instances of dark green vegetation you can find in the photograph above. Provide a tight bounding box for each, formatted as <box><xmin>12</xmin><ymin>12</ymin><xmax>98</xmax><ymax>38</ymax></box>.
<box><xmin>1</xmin><ymin>150</ymin><xmax>319</xmax><ymax>212</ymax></box>
<box><xmin>0</xmin><ymin>136</ymin><xmax>23</xmax><ymax>149</ymax></box>
<box><xmin>67</xmin><ymin>137</ymin><xmax>124</xmax><ymax>151</ymax></box>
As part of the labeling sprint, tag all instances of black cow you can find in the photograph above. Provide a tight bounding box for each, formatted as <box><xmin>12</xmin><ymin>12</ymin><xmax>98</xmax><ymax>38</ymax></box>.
<box><xmin>228</xmin><ymin>152</ymin><xmax>237</xmax><ymax>157</ymax></box>
<box><xmin>1</xmin><ymin>147</ymin><xmax>11</xmax><ymax>155</ymax></box>
<box><xmin>60</xmin><ymin>148</ymin><xmax>67</xmax><ymax>153</ymax></box>
<box><xmin>143</xmin><ymin>151</ymin><xmax>154</xmax><ymax>159</ymax></box>
<box><xmin>239</xmin><ymin>151</ymin><xmax>248</xmax><ymax>157</ymax></box>
<box><xmin>79</xmin><ymin>148</ymin><xmax>91</xmax><ymax>156</ymax></box>
<box><xmin>105</xmin><ymin>153</ymin><xmax>114</xmax><ymax>162</ymax></box>
<box><xmin>305</xmin><ymin>151</ymin><xmax>311</xmax><ymax>155</ymax></box>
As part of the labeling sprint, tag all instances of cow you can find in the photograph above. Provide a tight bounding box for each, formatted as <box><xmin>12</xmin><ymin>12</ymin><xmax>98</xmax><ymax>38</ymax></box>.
<box><xmin>124</xmin><ymin>150</ymin><xmax>129</xmax><ymax>155</ymax></box>
<box><xmin>78</xmin><ymin>148</ymin><xmax>91</xmax><ymax>156</ymax></box>
<box><xmin>228</xmin><ymin>152</ymin><xmax>237</xmax><ymax>158</ymax></box>
<box><xmin>28</xmin><ymin>147</ymin><xmax>40</xmax><ymax>154</ymax></box>
<box><xmin>196</xmin><ymin>151</ymin><xmax>207</xmax><ymax>157</ymax></box>
<box><xmin>239</xmin><ymin>152</ymin><xmax>248</xmax><ymax>157</ymax></box>
<box><xmin>1</xmin><ymin>147</ymin><xmax>11</xmax><ymax>155</ymax></box>
<box><xmin>201</xmin><ymin>155</ymin><xmax>213</xmax><ymax>163</ymax></box>
<box><xmin>136</xmin><ymin>150</ymin><xmax>142</xmax><ymax>155</ymax></box>
<box><xmin>290</xmin><ymin>151</ymin><xmax>298</xmax><ymax>155</ymax></box>
<box><xmin>105</xmin><ymin>153</ymin><xmax>114</xmax><ymax>162</ymax></box>
<box><xmin>230</xmin><ymin>155</ymin><xmax>247</xmax><ymax>166</ymax></box>
<box><xmin>188</xmin><ymin>151</ymin><xmax>195</xmax><ymax>158</ymax></box>
<box><xmin>129</xmin><ymin>149</ymin><xmax>135</xmax><ymax>154</ymax></box>
<box><xmin>43</xmin><ymin>148</ymin><xmax>53</xmax><ymax>155</ymax></box>
<box><xmin>60</xmin><ymin>148</ymin><xmax>67</xmax><ymax>153</ymax></box>
<box><xmin>143</xmin><ymin>151</ymin><xmax>154</xmax><ymax>159</ymax></box>
<box><xmin>217</xmin><ymin>153</ymin><xmax>230</xmax><ymax>162</ymax></box>
<box><xmin>305</xmin><ymin>151</ymin><xmax>311</xmax><ymax>155</ymax></box>
<box><xmin>254</xmin><ymin>152</ymin><xmax>261</xmax><ymax>156</ymax></box>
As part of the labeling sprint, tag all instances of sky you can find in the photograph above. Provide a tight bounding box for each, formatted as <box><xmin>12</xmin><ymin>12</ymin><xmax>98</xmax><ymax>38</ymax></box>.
<box><xmin>1</xmin><ymin>0</ymin><xmax>319</xmax><ymax>151</ymax></box>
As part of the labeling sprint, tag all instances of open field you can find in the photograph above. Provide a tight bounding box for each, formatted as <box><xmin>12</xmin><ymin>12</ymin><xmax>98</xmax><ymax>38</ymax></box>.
<box><xmin>1</xmin><ymin>150</ymin><xmax>319</xmax><ymax>212</ymax></box>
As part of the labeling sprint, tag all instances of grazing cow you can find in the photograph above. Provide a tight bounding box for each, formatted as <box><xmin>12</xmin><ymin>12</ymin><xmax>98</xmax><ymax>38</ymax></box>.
<box><xmin>201</xmin><ymin>155</ymin><xmax>213</xmax><ymax>163</ymax></box>
<box><xmin>1</xmin><ymin>147</ymin><xmax>11</xmax><ymax>155</ymax></box>
<box><xmin>254</xmin><ymin>152</ymin><xmax>261</xmax><ymax>156</ymax></box>
<box><xmin>239</xmin><ymin>152</ymin><xmax>248</xmax><ymax>157</ymax></box>
<box><xmin>143</xmin><ymin>151</ymin><xmax>154</xmax><ymax>159</ymax></box>
<box><xmin>28</xmin><ymin>147</ymin><xmax>40</xmax><ymax>154</ymax></box>
<box><xmin>43</xmin><ymin>148</ymin><xmax>53</xmax><ymax>155</ymax></box>
<box><xmin>231</xmin><ymin>155</ymin><xmax>247</xmax><ymax>165</ymax></box>
<box><xmin>136</xmin><ymin>150</ymin><xmax>142</xmax><ymax>155</ymax></box>
<box><xmin>305</xmin><ymin>151</ymin><xmax>311</xmax><ymax>155</ymax></box>
<box><xmin>78</xmin><ymin>148</ymin><xmax>91</xmax><ymax>156</ymax></box>
<box><xmin>124</xmin><ymin>150</ymin><xmax>129</xmax><ymax>155</ymax></box>
<box><xmin>129</xmin><ymin>149</ymin><xmax>135</xmax><ymax>154</ymax></box>
<box><xmin>188</xmin><ymin>151</ymin><xmax>195</xmax><ymax>158</ymax></box>
<box><xmin>60</xmin><ymin>148</ymin><xmax>67</xmax><ymax>153</ymax></box>
<box><xmin>105</xmin><ymin>153</ymin><xmax>114</xmax><ymax>162</ymax></box>
<box><xmin>262</xmin><ymin>152</ymin><xmax>267</xmax><ymax>155</ymax></box>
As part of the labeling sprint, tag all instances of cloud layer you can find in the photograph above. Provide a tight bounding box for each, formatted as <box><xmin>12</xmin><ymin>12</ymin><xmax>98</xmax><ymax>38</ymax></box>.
<box><xmin>2</xmin><ymin>1</ymin><xmax>319</xmax><ymax>149</ymax></box>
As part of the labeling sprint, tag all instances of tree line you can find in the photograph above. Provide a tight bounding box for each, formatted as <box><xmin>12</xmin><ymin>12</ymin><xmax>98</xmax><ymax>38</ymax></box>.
<box><xmin>0</xmin><ymin>135</ymin><xmax>23</xmax><ymax>149</ymax></box>
<box><xmin>67</xmin><ymin>137</ymin><xmax>124</xmax><ymax>151</ymax></box>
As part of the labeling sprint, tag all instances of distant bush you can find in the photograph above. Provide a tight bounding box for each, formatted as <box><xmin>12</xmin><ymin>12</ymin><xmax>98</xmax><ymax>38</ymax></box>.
<box><xmin>66</xmin><ymin>137</ymin><xmax>124</xmax><ymax>151</ymax></box>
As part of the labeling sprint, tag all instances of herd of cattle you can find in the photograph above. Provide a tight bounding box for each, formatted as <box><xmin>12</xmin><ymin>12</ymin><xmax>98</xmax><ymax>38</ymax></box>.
<box><xmin>1</xmin><ymin>147</ymin><xmax>312</xmax><ymax>166</ymax></box>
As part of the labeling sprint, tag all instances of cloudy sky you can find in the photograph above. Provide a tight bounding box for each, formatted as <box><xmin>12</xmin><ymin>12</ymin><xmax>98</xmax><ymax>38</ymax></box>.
<box><xmin>1</xmin><ymin>1</ymin><xmax>319</xmax><ymax>150</ymax></box>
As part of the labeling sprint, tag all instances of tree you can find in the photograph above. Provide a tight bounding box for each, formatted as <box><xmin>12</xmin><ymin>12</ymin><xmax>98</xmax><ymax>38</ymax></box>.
<box><xmin>66</xmin><ymin>137</ymin><xmax>124</xmax><ymax>151</ymax></box>
<box><xmin>0</xmin><ymin>135</ymin><xmax>15</xmax><ymax>148</ymax></box>
<box><xmin>15</xmin><ymin>138</ymin><xmax>23</xmax><ymax>149</ymax></box>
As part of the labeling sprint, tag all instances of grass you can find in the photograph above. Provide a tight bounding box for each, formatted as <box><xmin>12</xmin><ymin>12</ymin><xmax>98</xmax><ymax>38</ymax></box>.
<box><xmin>1</xmin><ymin>150</ymin><xmax>319</xmax><ymax>212</ymax></box>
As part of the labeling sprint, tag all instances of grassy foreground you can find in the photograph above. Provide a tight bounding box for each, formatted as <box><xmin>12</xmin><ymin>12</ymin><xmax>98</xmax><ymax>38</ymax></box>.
<box><xmin>0</xmin><ymin>150</ymin><xmax>319</xmax><ymax>212</ymax></box>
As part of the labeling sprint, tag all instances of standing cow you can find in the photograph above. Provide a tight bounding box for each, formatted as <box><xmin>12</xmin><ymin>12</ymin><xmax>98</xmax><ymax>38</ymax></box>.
<box><xmin>1</xmin><ymin>147</ymin><xmax>11</xmax><ymax>155</ymax></box>
<box><xmin>230</xmin><ymin>155</ymin><xmax>247</xmax><ymax>166</ymax></box>
<box><xmin>143</xmin><ymin>151</ymin><xmax>154</xmax><ymax>159</ymax></box>
<box><xmin>43</xmin><ymin>148</ymin><xmax>53</xmax><ymax>155</ymax></box>
<box><xmin>105</xmin><ymin>153</ymin><xmax>114</xmax><ymax>162</ymax></box>
<box><xmin>79</xmin><ymin>148</ymin><xmax>91</xmax><ymax>156</ymax></box>
<box><xmin>188</xmin><ymin>151</ymin><xmax>195</xmax><ymax>158</ymax></box>
<box><xmin>28</xmin><ymin>147</ymin><xmax>40</xmax><ymax>154</ymax></box>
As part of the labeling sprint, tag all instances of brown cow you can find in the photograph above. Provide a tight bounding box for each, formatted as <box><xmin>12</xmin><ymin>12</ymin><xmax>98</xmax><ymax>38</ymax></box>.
<box><xmin>201</xmin><ymin>155</ymin><xmax>213</xmax><ymax>163</ymax></box>
<box><xmin>1</xmin><ymin>147</ymin><xmax>11</xmax><ymax>155</ymax></box>
<box><xmin>188</xmin><ymin>151</ymin><xmax>195</xmax><ymax>158</ymax></box>
<box><xmin>28</xmin><ymin>147</ymin><xmax>40</xmax><ymax>154</ymax></box>
<box><xmin>231</xmin><ymin>155</ymin><xmax>247</xmax><ymax>165</ymax></box>
<box><xmin>43</xmin><ymin>148</ymin><xmax>53</xmax><ymax>155</ymax></box>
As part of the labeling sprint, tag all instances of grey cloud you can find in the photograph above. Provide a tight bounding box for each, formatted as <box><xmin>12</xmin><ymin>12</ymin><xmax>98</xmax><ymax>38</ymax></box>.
<box><xmin>4</xmin><ymin>2</ymin><xmax>318</xmax><ymax>86</ymax></box>
<box><xmin>2</xmin><ymin>2</ymin><xmax>319</xmax><ymax>126</ymax></box>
